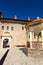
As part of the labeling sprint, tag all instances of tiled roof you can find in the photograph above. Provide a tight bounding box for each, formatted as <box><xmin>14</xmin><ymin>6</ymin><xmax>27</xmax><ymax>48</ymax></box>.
<box><xmin>27</xmin><ymin>18</ymin><xmax>43</xmax><ymax>26</ymax></box>
<box><xmin>0</xmin><ymin>18</ymin><xmax>31</xmax><ymax>22</ymax></box>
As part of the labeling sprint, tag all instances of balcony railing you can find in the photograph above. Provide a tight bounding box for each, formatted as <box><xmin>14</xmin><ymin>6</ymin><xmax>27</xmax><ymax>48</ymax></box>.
<box><xmin>32</xmin><ymin>41</ymin><xmax>42</xmax><ymax>49</ymax></box>
<box><xmin>27</xmin><ymin>41</ymin><xmax>43</xmax><ymax>49</ymax></box>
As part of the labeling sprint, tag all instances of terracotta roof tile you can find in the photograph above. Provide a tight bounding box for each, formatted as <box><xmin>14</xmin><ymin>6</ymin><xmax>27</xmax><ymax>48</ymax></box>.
<box><xmin>28</xmin><ymin>18</ymin><xmax>43</xmax><ymax>26</ymax></box>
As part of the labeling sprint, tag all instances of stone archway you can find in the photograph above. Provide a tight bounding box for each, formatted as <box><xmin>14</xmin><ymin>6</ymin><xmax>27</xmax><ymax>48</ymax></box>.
<box><xmin>2</xmin><ymin>37</ymin><xmax>11</xmax><ymax>48</ymax></box>
<box><xmin>1</xmin><ymin>32</ymin><xmax>12</xmax><ymax>48</ymax></box>
<box><xmin>3</xmin><ymin>38</ymin><xmax>9</xmax><ymax>48</ymax></box>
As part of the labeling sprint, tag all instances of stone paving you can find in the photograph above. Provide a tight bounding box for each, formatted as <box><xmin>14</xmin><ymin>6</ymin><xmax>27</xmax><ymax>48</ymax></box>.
<box><xmin>27</xmin><ymin>49</ymin><xmax>43</xmax><ymax>65</ymax></box>
<box><xmin>0</xmin><ymin>48</ymin><xmax>8</xmax><ymax>60</ymax></box>
<box><xmin>2</xmin><ymin>47</ymin><xmax>43</xmax><ymax>65</ymax></box>
<box><xmin>3</xmin><ymin>47</ymin><xmax>28</xmax><ymax>65</ymax></box>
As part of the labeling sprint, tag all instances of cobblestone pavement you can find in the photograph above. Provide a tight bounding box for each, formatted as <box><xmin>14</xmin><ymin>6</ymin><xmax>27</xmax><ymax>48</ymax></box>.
<box><xmin>3</xmin><ymin>48</ymin><xmax>43</xmax><ymax>65</ymax></box>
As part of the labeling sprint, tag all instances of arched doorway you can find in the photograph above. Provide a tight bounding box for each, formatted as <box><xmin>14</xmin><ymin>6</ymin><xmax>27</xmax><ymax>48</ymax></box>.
<box><xmin>3</xmin><ymin>38</ymin><xmax>9</xmax><ymax>48</ymax></box>
<box><xmin>1</xmin><ymin>32</ymin><xmax>12</xmax><ymax>48</ymax></box>
<box><xmin>2</xmin><ymin>37</ymin><xmax>11</xmax><ymax>48</ymax></box>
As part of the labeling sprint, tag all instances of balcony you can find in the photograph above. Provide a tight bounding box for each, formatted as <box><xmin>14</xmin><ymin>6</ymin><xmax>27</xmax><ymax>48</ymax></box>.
<box><xmin>27</xmin><ymin>41</ymin><xmax>43</xmax><ymax>50</ymax></box>
<box><xmin>32</xmin><ymin>41</ymin><xmax>43</xmax><ymax>49</ymax></box>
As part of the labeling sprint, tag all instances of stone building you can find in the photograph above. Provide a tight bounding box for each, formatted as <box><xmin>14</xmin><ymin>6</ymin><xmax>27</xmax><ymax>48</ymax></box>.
<box><xmin>0</xmin><ymin>12</ymin><xmax>30</xmax><ymax>48</ymax></box>
<box><xmin>27</xmin><ymin>17</ymin><xmax>43</xmax><ymax>49</ymax></box>
<box><xmin>0</xmin><ymin>12</ymin><xmax>43</xmax><ymax>49</ymax></box>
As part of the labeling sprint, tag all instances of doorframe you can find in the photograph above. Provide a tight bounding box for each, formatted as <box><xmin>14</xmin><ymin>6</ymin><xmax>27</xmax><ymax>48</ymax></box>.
<box><xmin>1</xmin><ymin>36</ymin><xmax>11</xmax><ymax>48</ymax></box>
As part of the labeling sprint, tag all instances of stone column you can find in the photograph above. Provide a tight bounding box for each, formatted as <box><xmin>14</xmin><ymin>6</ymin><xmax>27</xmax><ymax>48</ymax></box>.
<box><xmin>25</xmin><ymin>24</ymin><xmax>28</xmax><ymax>47</ymax></box>
<box><xmin>26</xmin><ymin>29</ymin><xmax>28</xmax><ymax>42</ymax></box>
<box><xmin>29</xmin><ymin>28</ymin><xmax>34</xmax><ymax>49</ymax></box>
<box><xmin>41</xmin><ymin>23</ymin><xmax>43</xmax><ymax>48</ymax></box>
<box><xmin>41</xmin><ymin>29</ymin><xmax>43</xmax><ymax>48</ymax></box>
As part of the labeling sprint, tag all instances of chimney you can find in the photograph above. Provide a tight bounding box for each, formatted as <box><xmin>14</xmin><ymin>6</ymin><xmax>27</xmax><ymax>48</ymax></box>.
<box><xmin>27</xmin><ymin>17</ymin><xmax>30</xmax><ymax>21</ymax></box>
<box><xmin>14</xmin><ymin>15</ymin><xmax>17</xmax><ymax>19</ymax></box>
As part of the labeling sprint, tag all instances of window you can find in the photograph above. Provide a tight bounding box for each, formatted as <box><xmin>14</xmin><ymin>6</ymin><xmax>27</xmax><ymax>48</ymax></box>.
<box><xmin>11</xmin><ymin>27</ymin><xmax>14</xmax><ymax>31</ymax></box>
<box><xmin>2</xmin><ymin>26</ymin><xmax>4</xmax><ymax>30</ymax></box>
<box><xmin>7</xmin><ymin>26</ymin><xmax>9</xmax><ymax>30</ymax></box>
<box><xmin>22</xmin><ymin>26</ymin><xmax>24</xmax><ymax>30</ymax></box>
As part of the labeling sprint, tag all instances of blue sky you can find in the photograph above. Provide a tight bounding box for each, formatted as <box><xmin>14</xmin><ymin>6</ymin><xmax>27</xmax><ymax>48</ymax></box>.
<box><xmin>0</xmin><ymin>0</ymin><xmax>43</xmax><ymax>20</ymax></box>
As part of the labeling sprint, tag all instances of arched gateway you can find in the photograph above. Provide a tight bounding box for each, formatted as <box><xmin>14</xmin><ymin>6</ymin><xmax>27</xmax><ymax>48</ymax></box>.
<box><xmin>1</xmin><ymin>32</ymin><xmax>12</xmax><ymax>48</ymax></box>
<box><xmin>3</xmin><ymin>38</ymin><xmax>9</xmax><ymax>48</ymax></box>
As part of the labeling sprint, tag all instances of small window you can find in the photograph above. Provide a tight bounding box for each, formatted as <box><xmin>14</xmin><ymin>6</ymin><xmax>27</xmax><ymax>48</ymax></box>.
<box><xmin>22</xmin><ymin>26</ymin><xmax>24</xmax><ymax>30</ymax></box>
<box><xmin>2</xmin><ymin>26</ymin><xmax>4</xmax><ymax>30</ymax></box>
<box><xmin>7</xmin><ymin>26</ymin><xmax>9</xmax><ymax>30</ymax></box>
<box><xmin>11</xmin><ymin>27</ymin><xmax>14</xmax><ymax>31</ymax></box>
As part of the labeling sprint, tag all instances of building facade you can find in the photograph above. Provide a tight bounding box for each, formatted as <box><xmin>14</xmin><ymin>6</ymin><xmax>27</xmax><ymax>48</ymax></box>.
<box><xmin>0</xmin><ymin>12</ymin><xmax>43</xmax><ymax>49</ymax></box>
<box><xmin>0</xmin><ymin>12</ymin><xmax>29</xmax><ymax>48</ymax></box>
<box><xmin>27</xmin><ymin>18</ymin><xmax>43</xmax><ymax>49</ymax></box>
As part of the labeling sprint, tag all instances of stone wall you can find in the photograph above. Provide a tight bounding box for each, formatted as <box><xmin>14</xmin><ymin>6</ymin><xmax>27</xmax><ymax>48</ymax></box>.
<box><xmin>0</xmin><ymin>21</ymin><xmax>27</xmax><ymax>48</ymax></box>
